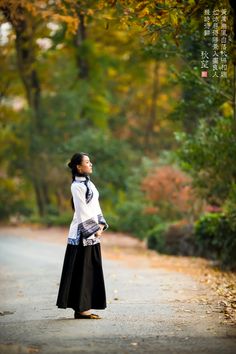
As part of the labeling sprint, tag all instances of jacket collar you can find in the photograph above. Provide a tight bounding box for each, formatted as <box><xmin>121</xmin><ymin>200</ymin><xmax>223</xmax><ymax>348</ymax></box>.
<box><xmin>75</xmin><ymin>176</ymin><xmax>89</xmax><ymax>182</ymax></box>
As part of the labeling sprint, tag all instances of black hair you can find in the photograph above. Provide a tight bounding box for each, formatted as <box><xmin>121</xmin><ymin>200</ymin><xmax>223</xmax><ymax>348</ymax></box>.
<box><xmin>68</xmin><ymin>152</ymin><xmax>89</xmax><ymax>210</ymax></box>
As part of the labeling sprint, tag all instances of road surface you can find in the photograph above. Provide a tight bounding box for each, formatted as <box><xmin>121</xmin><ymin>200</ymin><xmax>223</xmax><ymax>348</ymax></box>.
<box><xmin>0</xmin><ymin>227</ymin><xmax>235</xmax><ymax>353</ymax></box>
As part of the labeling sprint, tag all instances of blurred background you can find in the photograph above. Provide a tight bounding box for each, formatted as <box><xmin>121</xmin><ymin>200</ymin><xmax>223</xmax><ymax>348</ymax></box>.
<box><xmin>0</xmin><ymin>0</ymin><xmax>235</xmax><ymax>269</ymax></box>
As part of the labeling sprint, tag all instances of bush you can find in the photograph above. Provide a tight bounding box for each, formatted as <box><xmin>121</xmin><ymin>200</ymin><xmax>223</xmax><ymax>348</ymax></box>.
<box><xmin>147</xmin><ymin>223</ymin><xmax>169</xmax><ymax>253</ymax></box>
<box><xmin>116</xmin><ymin>201</ymin><xmax>162</xmax><ymax>240</ymax></box>
<box><xmin>147</xmin><ymin>220</ymin><xmax>197</xmax><ymax>256</ymax></box>
<box><xmin>164</xmin><ymin>221</ymin><xmax>197</xmax><ymax>256</ymax></box>
<box><xmin>194</xmin><ymin>212</ymin><xmax>236</xmax><ymax>270</ymax></box>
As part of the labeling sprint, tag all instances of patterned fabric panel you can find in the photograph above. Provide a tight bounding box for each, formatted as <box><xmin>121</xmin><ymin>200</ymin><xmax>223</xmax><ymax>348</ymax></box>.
<box><xmin>82</xmin><ymin>237</ymin><xmax>101</xmax><ymax>246</ymax></box>
<box><xmin>68</xmin><ymin>237</ymin><xmax>80</xmax><ymax>245</ymax></box>
<box><xmin>79</xmin><ymin>218</ymin><xmax>101</xmax><ymax>238</ymax></box>
<box><xmin>98</xmin><ymin>214</ymin><xmax>109</xmax><ymax>230</ymax></box>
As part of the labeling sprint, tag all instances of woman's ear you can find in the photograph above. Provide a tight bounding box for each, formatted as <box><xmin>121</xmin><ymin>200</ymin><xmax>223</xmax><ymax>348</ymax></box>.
<box><xmin>76</xmin><ymin>164</ymin><xmax>82</xmax><ymax>173</ymax></box>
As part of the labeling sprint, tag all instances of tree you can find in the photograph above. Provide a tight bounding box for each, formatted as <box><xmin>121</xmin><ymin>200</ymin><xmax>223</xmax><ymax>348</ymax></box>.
<box><xmin>1</xmin><ymin>1</ymin><xmax>52</xmax><ymax>215</ymax></box>
<box><xmin>175</xmin><ymin>115</ymin><xmax>236</xmax><ymax>207</ymax></box>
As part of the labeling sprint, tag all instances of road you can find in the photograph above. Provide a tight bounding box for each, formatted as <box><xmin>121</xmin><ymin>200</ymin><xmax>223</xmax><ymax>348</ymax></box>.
<box><xmin>0</xmin><ymin>227</ymin><xmax>235</xmax><ymax>354</ymax></box>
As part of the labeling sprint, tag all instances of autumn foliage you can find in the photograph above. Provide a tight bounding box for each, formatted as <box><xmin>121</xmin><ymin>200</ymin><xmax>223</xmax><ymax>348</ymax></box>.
<box><xmin>141</xmin><ymin>165</ymin><xmax>203</xmax><ymax>221</ymax></box>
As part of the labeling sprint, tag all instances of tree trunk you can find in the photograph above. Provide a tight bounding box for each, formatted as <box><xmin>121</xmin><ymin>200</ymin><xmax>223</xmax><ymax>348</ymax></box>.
<box><xmin>1</xmin><ymin>4</ymin><xmax>49</xmax><ymax>216</ymax></box>
<box><xmin>74</xmin><ymin>10</ymin><xmax>89</xmax><ymax>79</ymax></box>
<box><xmin>144</xmin><ymin>61</ymin><xmax>159</xmax><ymax>149</ymax></box>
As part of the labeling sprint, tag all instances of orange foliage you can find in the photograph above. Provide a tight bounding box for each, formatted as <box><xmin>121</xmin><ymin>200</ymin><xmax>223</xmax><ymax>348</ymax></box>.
<box><xmin>141</xmin><ymin>165</ymin><xmax>198</xmax><ymax>217</ymax></box>
<box><xmin>143</xmin><ymin>206</ymin><xmax>159</xmax><ymax>215</ymax></box>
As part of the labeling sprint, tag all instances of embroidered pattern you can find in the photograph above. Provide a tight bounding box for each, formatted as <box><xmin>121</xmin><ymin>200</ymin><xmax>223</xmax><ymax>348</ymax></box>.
<box><xmin>79</xmin><ymin>218</ymin><xmax>101</xmax><ymax>238</ymax></box>
<box><xmin>67</xmin><ymin>217</ymin><xmax>100</xmax><ymax>246</ymax></box>
<box><xmin>68</xmin><ymin>237</ymin><xmax>80</xmax><ymax>245</ymax></box>
<box><xmin>83</xmin><ymin>237</ymin><xmax>101</xmax><ymax>246</ymax></box>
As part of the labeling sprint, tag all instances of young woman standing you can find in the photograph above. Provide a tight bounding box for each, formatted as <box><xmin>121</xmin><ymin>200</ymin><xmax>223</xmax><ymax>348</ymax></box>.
<box><xmin>56</xmin><ymin>152</ymin><xmax>108</xmax><ymax>319</ymax></box>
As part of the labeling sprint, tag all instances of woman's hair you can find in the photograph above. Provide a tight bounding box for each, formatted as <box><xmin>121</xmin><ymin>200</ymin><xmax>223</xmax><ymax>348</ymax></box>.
<box><xmin>68</xmin><ymin>152</ymin><xmax>89</xmax><ymax>210</ymax></box>
<box><xmin>68</xmin><ymin>152</ymin><xmax>89</xmax><ymax>181</ymax></box>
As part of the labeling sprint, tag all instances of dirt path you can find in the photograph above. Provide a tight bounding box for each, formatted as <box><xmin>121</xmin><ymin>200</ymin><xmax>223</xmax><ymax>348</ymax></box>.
<box><xmin>0</xmin><ymin>226</ymin><xmax>235</xmax><ymax>354</ymax></box>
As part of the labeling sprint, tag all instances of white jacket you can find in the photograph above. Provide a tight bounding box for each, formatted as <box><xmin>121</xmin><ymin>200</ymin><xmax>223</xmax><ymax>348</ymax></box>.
<box><xmin>67</xmin><ymin>176</ymin><xmax>108</xmax><ymax>246</ymax></box>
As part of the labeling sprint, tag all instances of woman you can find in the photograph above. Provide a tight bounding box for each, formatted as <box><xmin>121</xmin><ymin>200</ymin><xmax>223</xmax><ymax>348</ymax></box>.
<box><xmin>56</xmin><ymin>152</ymin><xmax>108</xmax><ymax>319</ymax></box>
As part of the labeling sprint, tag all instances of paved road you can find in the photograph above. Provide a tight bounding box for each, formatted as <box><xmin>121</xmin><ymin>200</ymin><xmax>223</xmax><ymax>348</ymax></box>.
<box><xmin>0</xmin><ymin>229</ymin><xmax>235</xmax><ymax>354</ymax></box>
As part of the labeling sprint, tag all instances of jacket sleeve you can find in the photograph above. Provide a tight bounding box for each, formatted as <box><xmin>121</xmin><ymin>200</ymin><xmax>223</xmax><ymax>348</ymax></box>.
<box><xmin>71</xmin><ymin>183</ymin><xmax>100</xmax><ymax>238</ymax></box>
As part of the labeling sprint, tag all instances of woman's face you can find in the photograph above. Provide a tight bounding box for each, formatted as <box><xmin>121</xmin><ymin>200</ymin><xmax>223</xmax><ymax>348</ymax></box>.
<box><xmin>77</xmin><ymin>155</ymin><xmax>93</xmax><ymax>175</ymax></box>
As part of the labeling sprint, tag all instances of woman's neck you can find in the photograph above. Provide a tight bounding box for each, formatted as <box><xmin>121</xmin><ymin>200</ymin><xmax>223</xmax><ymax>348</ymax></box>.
<box><xmin>76</xmin><ymin>173</ymin><xmax>88</xmax><ymax>177</ymax></box>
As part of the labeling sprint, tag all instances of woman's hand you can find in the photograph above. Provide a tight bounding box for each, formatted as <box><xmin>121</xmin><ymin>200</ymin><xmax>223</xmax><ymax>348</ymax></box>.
<box><xmin>95</xmin><ymin>224</ymin><xmax>104</xmax><ymax>237</ymax></box>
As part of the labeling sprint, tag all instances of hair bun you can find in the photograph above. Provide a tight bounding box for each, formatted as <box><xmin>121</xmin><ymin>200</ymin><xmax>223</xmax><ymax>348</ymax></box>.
<box><xmin>68</xmin><ymin>161</ymin><xmax>72</xmax><ymax>168</ymax></box>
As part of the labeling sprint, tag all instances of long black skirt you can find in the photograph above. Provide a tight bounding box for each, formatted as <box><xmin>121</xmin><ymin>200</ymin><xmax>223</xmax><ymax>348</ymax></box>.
<box><xmin>56</xmin><ymin>238</ymin><xmax>106</xmax><ymax>312</ymax></box>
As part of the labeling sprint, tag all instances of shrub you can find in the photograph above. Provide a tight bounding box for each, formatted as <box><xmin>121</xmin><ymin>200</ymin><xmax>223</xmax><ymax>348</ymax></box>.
<box><xmin>194</xmin><ymin>212</ymin><xmax>236</xmax><ymax>269</ymax></box>
<box><xmin>164</xmin><ymin>221</ymin><xmax>197</xmax><ymax>256</ymax></box>
<box><xmin>147</xmin><ymin>220</ymin><xmax>197</xmax><ymax>256</ymax></box>
<box><xmin>147</xmin><ymin>223</ymin><xmax>169</xmax><ymax>253</ymax></box>
<box><xmin>116</xmin><ymin>201</ymin><xmax>162</xmax><ymax>240</ymax></box>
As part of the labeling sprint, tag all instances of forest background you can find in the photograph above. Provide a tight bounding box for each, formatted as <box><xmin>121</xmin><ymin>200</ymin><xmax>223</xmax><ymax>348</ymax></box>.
<box><xmin>0</xmin><ymin>0</ymin><xmax>235</xmax><ymax>269</ymax></box>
